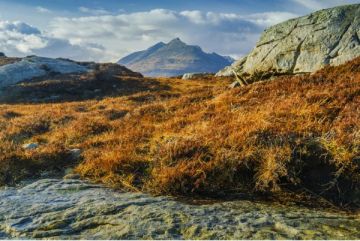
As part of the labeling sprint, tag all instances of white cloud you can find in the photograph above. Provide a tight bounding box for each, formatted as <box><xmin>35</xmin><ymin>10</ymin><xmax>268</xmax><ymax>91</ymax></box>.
<box><xmin>49</xmin><ymin>9</ymin><xmax>298</xmax><ymax>61</ymax></box>
<box><xmin>0</xmin><ymin>20</ymin><xmax>109</xmax><ymax>61</ymax></box>
<box><xmin>79</xmin><ymin>6</ymin><xmax>110</xmax><ymax>15</ymax></box>
<box><xmin>246</xmin><ymin>12</ymin><xmax>299</xmax><ymax>27</ymax></box>
<box><xmin>292</xmin><ymin>0</ymin><xmax>359</xmax><ymax>10</ymax></box>
<box><xmin>292</xmin><ymin>0</ymin><xmax>324</xmax><ymax>10</ymax></box>
<box><xmin>36</xmin><ymin>6</ymin><xmax>52</xmax><ymax>13</ymax></box>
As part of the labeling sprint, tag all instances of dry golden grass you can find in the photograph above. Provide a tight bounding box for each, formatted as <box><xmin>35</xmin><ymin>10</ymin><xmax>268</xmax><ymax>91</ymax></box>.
<box><xmin>0</xmin><ymin>57</ymin><xmax>359</xmax><ymax>207</ymax></box>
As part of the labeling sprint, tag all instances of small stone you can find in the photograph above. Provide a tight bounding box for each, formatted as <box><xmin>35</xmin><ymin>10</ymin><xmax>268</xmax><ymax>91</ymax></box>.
<box><xmin>63</xmin><ymin>173</ymin><xmax>81</xmax><ymax>180</ymax></box>
<box><xmin>182</xmin><ymin>73</ymin><xmax>210</xmax><ymax>80</ymax></box>
<box><xmin>229</xmin><ymin>81</ymin><xmax>241</xmax><ymax>88</ymax></box>
<box><xmin>22</xmin><ymin>143</ymin><xmax>38</xmax><ymax>150</ymax></box>
<box><xmin>69</xmin><ymin>149</ymin><xmax>82</xmax><ymax>158</ymax></box>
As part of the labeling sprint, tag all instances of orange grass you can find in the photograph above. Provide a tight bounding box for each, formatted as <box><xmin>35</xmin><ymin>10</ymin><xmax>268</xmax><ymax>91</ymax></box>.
<box><xmin>0</xmin><ymin>57</ymin><xmax>359</xmax><ymax>207</ymax></box>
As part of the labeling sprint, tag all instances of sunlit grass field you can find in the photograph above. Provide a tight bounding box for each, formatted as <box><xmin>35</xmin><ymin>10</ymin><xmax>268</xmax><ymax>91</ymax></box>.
<box><xmin>0</xmin><ymin>57</ymin><xmax>359</xmax><ymax>208</ymax></box>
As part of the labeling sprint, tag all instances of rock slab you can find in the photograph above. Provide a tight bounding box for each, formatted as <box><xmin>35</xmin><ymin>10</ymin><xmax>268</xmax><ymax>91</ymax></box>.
<box><xmin>0</xmin><ymin>179</ymin><xmax>360</xmax><ymax>239</ymax></box>
<box><xmin>217</xmin><ymin>4</ymin><xmax>360</xmax><ymax>77</ymax></box>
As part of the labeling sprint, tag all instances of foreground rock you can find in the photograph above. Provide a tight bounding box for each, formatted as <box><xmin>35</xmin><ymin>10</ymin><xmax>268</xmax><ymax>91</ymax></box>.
<box><xmin>217</xmin><ymin>4</ymin><xmax>360</xmax><ymax>78</ymax></box>
<box><xmin>0</xmin><ymin>179</ymin><xmax>359</xmax><ymax>239</ymax></box>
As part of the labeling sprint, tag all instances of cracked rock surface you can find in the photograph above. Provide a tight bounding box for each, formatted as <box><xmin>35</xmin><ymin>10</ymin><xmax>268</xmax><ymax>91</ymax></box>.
<box><xmin>1</xmin><ymin>179</ymin><xmax>360</xmax><ymax>239</ymax></box>
<box><xmin>217</xmin><ymin>4</ymin><xmax>360</xmax><ymax>77</ymax></box>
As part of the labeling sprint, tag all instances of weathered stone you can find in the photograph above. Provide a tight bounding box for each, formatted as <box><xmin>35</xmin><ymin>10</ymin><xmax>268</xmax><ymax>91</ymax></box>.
<box><xmin>63</xmin><ymin>173</ymin><xmax>81</xmax><ymax>180</ymax></box>
<box><xmin>0</xmin><ymin>179</ymin><xmax>360</xmax><ymax>239</ymax></box>
<box><xmin>22</xmin><ymin>143</ymin><xmax>38</xmax><ymax>150</ymax></box>
<box><xmin>0</xmin><ymin>56</ymin><xmax>89</xmax><ymax>88</ymax></box>
<box><xmin>69</xmin><ymin>149</ymin><xmax>82</xmax><ymax>159</ymax></box>
<box><xmin>0</xmin><ymin>57</ymin><xmax>143</xmax><ymax>89</ymax></box>
<box><xmin>216</xmin><ymin>4</ymin><xmax>360</xmax><ymax>78</ymax></box>
<box><xmin>182</xmin><ymin>73</ymin><xmax>211</xmax><ymax>80</ymax></box>
<box><xmin>229</xmin><ymin>81</ymin><xmax>241</xmax><ymax>88</ymax></box>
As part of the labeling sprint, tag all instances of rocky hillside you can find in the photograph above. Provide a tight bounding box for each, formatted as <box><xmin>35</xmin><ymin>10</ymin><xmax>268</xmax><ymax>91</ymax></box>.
<box><xmin>0</xmin><ymin>56</ymin><xmax>142</xmax><ymax>89</ymax></box>
<box><xmin>118</xmin><ymin>38</ymin><xmax>234</xmax><ymax>77</ymax></box>
<box><xmin>217</xmin><ymin>4</ymin><xmax>360</xmax><ymax>78</ymax></box>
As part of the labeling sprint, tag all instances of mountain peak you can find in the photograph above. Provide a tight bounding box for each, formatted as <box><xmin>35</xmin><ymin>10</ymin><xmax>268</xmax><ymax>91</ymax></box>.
<box><xmin>118</xmin><ymin>38</ymin><xmax>234</xmax><ymax>77</ymax></box>
<box><xmin>167</xmin><ymin>38</ymin><xmax>186</xmax><ymax>46</ymax></box>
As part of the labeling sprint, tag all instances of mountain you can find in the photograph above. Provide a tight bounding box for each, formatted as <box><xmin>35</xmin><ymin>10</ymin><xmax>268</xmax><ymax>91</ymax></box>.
<box><xmin>217</xmin><ymin>4</ymin><xmax>360</xmax><ymax>78</ymax></box>
<box><xmin>118</xmin><ymin>38</ymin><xmax>234</xmax><ymax>77</ymax></box>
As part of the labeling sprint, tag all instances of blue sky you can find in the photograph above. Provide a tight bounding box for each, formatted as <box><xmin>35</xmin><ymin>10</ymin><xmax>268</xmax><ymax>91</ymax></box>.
<box><xmin>0</xmin><ymin>0</ymin><xmax>359</xmax><ymax>61</ymax></box>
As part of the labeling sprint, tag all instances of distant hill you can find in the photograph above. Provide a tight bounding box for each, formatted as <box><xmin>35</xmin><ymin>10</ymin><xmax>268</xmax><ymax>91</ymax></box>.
<box><xmin>118</xmin><ymin>38</ymin><xmax>234</xmax><ymax>77</ymax></box>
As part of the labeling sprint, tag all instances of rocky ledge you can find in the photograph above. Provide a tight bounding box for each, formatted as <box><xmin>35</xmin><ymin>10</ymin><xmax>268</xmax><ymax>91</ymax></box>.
<box><xmin>0</xmin><ymin>179</ymin><xmax>360</xmax><ymax>239</ymax></box>
<box><xmin>0</xmin><ymin>56</ymin><xmax>142</xmax><ymax>89</ymax></box>
<box><xmin>217</xmin><ymin>4</ymin><xmax>360</xmax><ymax>78</ymax></box>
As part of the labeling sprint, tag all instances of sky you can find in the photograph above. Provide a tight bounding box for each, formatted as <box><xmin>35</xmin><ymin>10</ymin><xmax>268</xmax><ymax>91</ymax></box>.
<box><xmin>0</xmin><ymin>0</ymin><xmax>359</xmax><ymax>62</ymax></box>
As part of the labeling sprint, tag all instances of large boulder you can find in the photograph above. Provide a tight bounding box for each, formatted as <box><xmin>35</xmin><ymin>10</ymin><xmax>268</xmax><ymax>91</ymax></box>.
<box><xmin>216</xmin><ymin>4</ymin><xmax>360</xmax><ymax>78</ymax></box>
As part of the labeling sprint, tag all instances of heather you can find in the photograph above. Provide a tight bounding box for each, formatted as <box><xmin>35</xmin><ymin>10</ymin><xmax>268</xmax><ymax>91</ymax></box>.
<box><xmin>0</xmin><ymin>57</ymin><xmax>359</xmax><ymax>208</ymax></box>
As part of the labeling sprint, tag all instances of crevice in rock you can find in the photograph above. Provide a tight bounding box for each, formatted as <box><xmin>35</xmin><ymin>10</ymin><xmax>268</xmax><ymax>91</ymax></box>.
<box><xmin>353</xmin><ymin>32</ymin><xmax>360</xmax><ymax>45</ymax></box>
<box><xmin>256</xmin><ymin>22</ymin><xmax>299</xmax><ymax>47</ymax></box>
<box><xmin>328</xmin><ymin>22</ymin><xmax>353</xmax><ymax>58</ymax></box>
<box><xmin>259</xmin><ymin>43</ymin><xmax>279</xmax><ymax>63</ymax></box>
<box><xmin>290</xmin><ymin>38</ymin><xmax>306</xmax><ymax>73</ymax></box>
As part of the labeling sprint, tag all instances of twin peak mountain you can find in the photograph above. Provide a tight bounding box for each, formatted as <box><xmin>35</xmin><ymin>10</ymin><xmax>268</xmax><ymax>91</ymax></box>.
<box><xmin>118</xmin><ymin>38</ymin><xmax>234</xmax><ymax>77</ymax></box>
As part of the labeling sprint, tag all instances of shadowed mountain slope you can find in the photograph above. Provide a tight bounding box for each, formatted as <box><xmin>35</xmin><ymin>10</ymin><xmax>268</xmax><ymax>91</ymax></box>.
<box><xmin>118</xmin><ymin>38</ymin><xmax>234</xmax><ymax>77</ymax></box>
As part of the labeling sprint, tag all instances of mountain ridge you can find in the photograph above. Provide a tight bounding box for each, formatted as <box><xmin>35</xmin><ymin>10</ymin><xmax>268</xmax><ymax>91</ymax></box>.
<box><xmin>118</xmin><ymin>38</ymin><xmax>234</xmax><ymax>77</ymax></box>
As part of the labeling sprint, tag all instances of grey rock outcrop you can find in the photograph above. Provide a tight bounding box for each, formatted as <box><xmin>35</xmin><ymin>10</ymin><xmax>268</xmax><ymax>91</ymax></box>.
<box><xmin>0</xmin><ymin>56</ymin><xmax>143</xmax><ymax>89</ymax></box>
<box><xmin>182</xmin><ymin>73</ymin><xmax>212</xmax><ymax>80</ymax></box>
<box><xmin>0</xmin><ymin>56</ymin><xmax>90</xmax><ymax>88</ymax></box>
<box><xmin>216</xmin><ymin>4</ymin><xmax>360</xmax><ymax>78</ymax></box>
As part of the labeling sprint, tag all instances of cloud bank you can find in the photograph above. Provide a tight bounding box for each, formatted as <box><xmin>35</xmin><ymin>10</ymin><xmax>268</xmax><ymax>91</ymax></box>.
<box><xmin>0</xmin><ymin>9</ymin><xmax>299</xmax><ymax>62</ymax></box>
<box><xmin>1</xmin><ymin>0</ymin><xmax>359</xmax><ymax>62</ymax></box>
<box><xmin>0</xmin><ymin>20</ymin><xmax>108</xmax><ymax>61</ymax></box>
<box><xmin>49</xmin><ymin>9</ymin><xmax>298</xmax><ymax>61</ymax></box>
<box><xmin>291</xmin><ymin>0</ymin><xmax>357</xmax><ymax>10</ymax></box>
